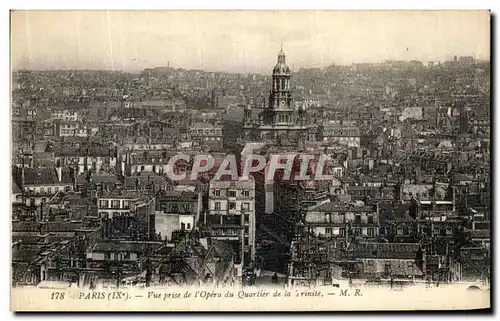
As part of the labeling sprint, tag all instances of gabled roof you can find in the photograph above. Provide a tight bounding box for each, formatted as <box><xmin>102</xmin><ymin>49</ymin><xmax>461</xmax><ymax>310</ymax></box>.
<box><xmin>12</xmin><ymin>181</ymin><xmax>22</xmax><ymax>194</ymax></box>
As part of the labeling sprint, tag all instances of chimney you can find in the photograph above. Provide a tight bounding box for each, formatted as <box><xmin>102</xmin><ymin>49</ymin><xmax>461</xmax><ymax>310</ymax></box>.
<box><xmin>421</xmin><ymin>248</ymin><xmax>427</xmax><ymax>276</ymax></box>
<box><xmin>20</xmin><ymin>165</ymin><xmax>25</xmax><ymax>189</ymax></box>
<box><xmin>56</xmin><ymin>162</ymin><xmax>62</xmax><ymax>183</ymax></box>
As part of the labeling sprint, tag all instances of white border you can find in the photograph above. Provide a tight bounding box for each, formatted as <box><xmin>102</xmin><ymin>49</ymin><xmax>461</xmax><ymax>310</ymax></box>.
<box><xmin>2</xmin><ymin>1</ymin><xmax>498</xmax><ymax>319</ymax></box>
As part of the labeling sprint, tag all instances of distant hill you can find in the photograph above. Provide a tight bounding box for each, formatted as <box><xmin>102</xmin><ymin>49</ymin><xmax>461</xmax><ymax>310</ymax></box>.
<box><xmin>141</xmin><ymin>67</ymin><xmax>177</xmax><ymax>76</ymax></box>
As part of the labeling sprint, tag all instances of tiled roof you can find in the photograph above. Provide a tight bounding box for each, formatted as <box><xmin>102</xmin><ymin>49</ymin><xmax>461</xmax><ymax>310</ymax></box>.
<box><xmin>349</xmin><ymin>242</ymin><xmax>421</xmax><ymax>259</ymax></box>
<box><xmin>12</xmin><ymin>181</ymin><xmax>22</xmax><ymax>194</ymax></box>
<box><xmin>33</xmin><ymin>141</ymin><xmax>49</xmax><ymax>153</ymax></box>
<box><xmin>470</xmin><ymin>229</ymin><xmax>490</xmax><ymax>239</ymax></box>
<box><xmin>92</xmin><ymin>241</ymin><xmax>153</xmax><ymax>253</ymax></box>
<box><xmin>124</xmin><ymin>174</ymin><xmax>169</xmax><ymax>189</ymax></box>
<box><xmin>12</xmin><ymin>221</ymin><xmax>40</xmax><ymax>232</ymax></box>
<box><xmin>409</xmin><ymin>150</ymin><xmax>452</xmax><ymax>163</ymax></box>
<box><xmin>94</xmin><ymin>173</ymin><xmax>120</xmax><ymax>184</ymax></box>
<box><xmin>99</xmin><ymin>189</ymin><xmax>143</xmax><ymax>200</ymax></box>
<box><xmin>311</xmin><ymin>201</ymin><xmax>374</xmax><ymax>213</ymax></box>
<box><xmin>45</xmin><ymin>221</ymin><xmax>83</xmax><ymax>232</ymax></box>
<box><xmin>157</xmin><ymin>190</ymin><xmax>198</xmax><ymax>201</ymax></box>
<box><xmin>54</xmin><ymin>146</ymin><xmax>115</xmax><ymax>158</ymax></box>
<box><xmin>23</xmin><ymin>167</ymin><xmax>73</xmax><ymax>186</ymax></box>
<box><xmin>12</xmin><ymin>248</ymin><xmax>41</xmax><ymax>262</ymax></box>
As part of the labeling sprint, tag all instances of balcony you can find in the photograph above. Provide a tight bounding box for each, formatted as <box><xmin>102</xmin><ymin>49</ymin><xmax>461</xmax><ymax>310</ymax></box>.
<box><xmin>209</xmin><ymin>224</ymin><xmax>243</xmax><ymax>238</ymax></box>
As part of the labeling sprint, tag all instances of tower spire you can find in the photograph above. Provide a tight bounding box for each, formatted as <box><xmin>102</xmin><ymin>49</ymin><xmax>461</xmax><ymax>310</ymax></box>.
<box><xmin>278</xmin><ymin>44</ymin><xmax>286</xmax><ymax>64</ymax></box>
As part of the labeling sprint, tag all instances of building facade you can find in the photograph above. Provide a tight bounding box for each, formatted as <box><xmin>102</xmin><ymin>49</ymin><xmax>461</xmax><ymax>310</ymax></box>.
<box><xmin>204</xmin><ymin>179</ymin><xmax>256</xmax><ymax>269</ymax></box>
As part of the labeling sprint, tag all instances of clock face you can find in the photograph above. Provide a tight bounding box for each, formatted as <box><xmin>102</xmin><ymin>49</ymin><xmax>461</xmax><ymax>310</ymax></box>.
<box><xmin>280</xmin><ymin>100</ymin><xmax>286</xmax><ymax>106</ymax></box>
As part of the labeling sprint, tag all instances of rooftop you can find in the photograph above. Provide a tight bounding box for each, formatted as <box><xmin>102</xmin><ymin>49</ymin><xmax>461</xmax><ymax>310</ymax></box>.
<box><xmin>20</xmin><ymin>167</ymin><xmax>73</xmax><ymax>186</ymax></box>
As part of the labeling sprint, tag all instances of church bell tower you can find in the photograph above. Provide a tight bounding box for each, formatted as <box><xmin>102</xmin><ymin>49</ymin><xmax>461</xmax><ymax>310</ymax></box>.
<box><xmin>265</xmin><ymin>46</ymin><xmax>294</xmax><ymax>126</ymax></box>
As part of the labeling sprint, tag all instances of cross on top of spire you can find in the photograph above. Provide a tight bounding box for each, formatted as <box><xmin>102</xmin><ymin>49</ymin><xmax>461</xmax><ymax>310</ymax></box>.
<box><xmin>278</xmin><ymin>44</ymin><xmax>286</xmax><ymax>63</ymax></box>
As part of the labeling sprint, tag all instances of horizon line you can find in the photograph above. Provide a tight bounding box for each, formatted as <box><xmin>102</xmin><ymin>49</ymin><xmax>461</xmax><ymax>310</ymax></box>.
<box><xmin>11</xmin><ymin>57</ymin><xmax>491</xmax><ymax>75</ymax></box>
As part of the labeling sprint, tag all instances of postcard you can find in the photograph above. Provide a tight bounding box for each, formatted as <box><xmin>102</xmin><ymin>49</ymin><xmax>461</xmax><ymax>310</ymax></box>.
<box><xmin>10</xmin><ymin>10</ymin><xmax>491</xmax><ymax>312</ymax></box>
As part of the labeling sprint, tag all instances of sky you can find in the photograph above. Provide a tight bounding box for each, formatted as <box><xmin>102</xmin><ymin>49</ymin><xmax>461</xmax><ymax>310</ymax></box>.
<box><xmin>11</xmin><ymin>11</ymin><xmax>491</xmax><ymax>74</ymax></box>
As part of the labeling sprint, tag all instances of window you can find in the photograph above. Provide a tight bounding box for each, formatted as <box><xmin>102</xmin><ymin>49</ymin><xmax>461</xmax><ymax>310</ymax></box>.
<box><xmin>355</xmin><ymin>214</ymin><xmax>361</xmax><ymax>224</ymax></box>
<box><xmin>367</xmin><ymin>228</ymin><xmax>374</xmax><ymax>237</ymax></box>
<box><xmin>367</xmin><ymin>215</ymin><xmax>374</xmax><ymax>224</ymax></box>
<box><xmin>228</xmin><ymin>190</ymin><xmax>236</xmax><ymax>197</ymax></box>
<box><xmin>229</xmin><ymin>202</ymin><xmax>236</xmax><ymax>210</ymax></box>
<box><xmin>384</xmin><ymin>264</ymin><xmax>391</xmax><ymax>275</ymax></box>
<box><xmin>355</xmin><ymin>228</ymin><xmax>361</xmax><ymax>235</ymax></box>
<box><xmin>172</xmin><ymin>204</ymin><xmax>179</xmax><ymax>213</ymax></box>
<box><xmin>183</xmin><ymin>203</ymin><xmax>191</xmax><ymax>212</ymax></box>
<box><xmin>111</xmin><ymin>200</ymin><xmax>120</xmax><ymax>209</ymax></box>
<box><xmin>244</xmin><ymin>226</ymin><xmax>249</xmax><ymax>235</ymax></box>
<box><xmin>339</xmin><ymin>213</ymin><xmax>346</xmax><ymax>223</ymax></box>
<box><xmin>214</xmin><ymin>190</ymin><xmax>221</xmax><ymax>197</ymax></box>
<box><xmin>339</xmin><ymin>228</ymin><xmax>346</xmax><ymax>236</ymax></box>
<box><xmin>326</xmin><ymin>228</ymin><xmax>333</xmax><ymax>235</ymax></box>
<box><xmin>187</xmin><ymin>223</ymin><xmax>191</xmax><ymax>229</ymax></box>
<box><xmin>242</xmin><ymin>190</ymin><xmax>250</xmax><ymax>197</ymax></box>
<box><xmin>123</xmin><ymin>201</ymin><xmax>130</xmax><ymax>209</ymax></box>
<box><xmin>99</xmin><ymin>200</ymin><xmax>109</xmax><ymax>209</ymax></box>
<box><xmin>397</xmin><ymin>228</ymin><xmax>403</xmax><ymax>235</ymax></box>
<box><xmin>446</xmin><ymin>227</ymin><xmax>453</xmax><ymax>235</ymax></box>
<box><xmin>215</xmin><ymin>202</ymin><xmax>221</xmax><ymax>210</ymax></box>
<box><xmin>242</xmin><ymin>202</ymin><xmax>250</xmax><ymax>210</ymax></box>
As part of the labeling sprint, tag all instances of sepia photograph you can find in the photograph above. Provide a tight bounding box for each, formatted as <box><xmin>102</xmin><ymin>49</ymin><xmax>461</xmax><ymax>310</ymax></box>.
<box><xmin>9</xmin><ymin>10</ymin><xmax>491</xmax><ymax>311</ymax></box>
